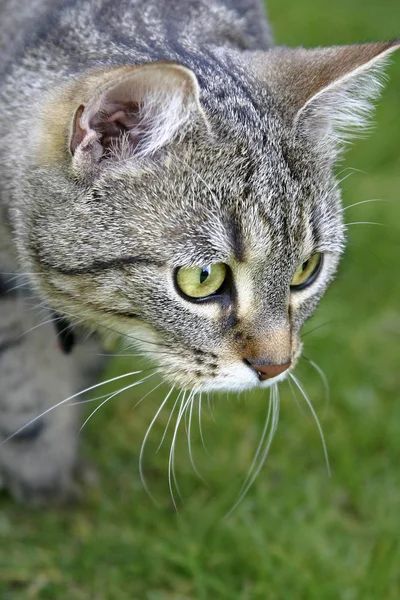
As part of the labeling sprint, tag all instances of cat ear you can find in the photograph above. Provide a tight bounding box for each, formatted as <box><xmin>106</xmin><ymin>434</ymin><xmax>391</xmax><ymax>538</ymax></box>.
<box><xmin>254</xmin><ymin>41</ymin><xmax>399</xmax><ymax>151</ymax></box>
<box><xmin>70</xmin><ymin>62</ymin><xmax>202</xmax><ymax>174</ymax></box>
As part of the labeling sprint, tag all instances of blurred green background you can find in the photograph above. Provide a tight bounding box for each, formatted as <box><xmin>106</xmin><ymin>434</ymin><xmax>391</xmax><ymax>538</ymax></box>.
<box><xmin>1</xmin><ymin>1</ymin><xmax>400</xmax><ymax>598</ymax></box>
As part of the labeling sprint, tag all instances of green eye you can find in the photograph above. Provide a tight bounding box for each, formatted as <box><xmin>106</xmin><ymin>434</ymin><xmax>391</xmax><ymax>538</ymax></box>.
<box><xmin>176</xmin><ymin>263</ymin><xmax>227</xmax><ymax>299</ymax></box>
<box><xmin>291</xmin><ymin>253</ymin><xmax>322</xmax><ymax>290</ymax></box>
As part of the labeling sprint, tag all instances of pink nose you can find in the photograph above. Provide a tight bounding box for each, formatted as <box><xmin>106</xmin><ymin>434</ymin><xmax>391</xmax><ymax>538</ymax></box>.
<box><xmin>248</xmin><ymin>361</ymin><xmax>291</xmax><ymax>381</ymax></box>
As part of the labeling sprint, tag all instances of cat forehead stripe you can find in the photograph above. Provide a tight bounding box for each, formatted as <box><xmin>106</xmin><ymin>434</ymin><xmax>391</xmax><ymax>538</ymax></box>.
<box><xmin>39</xmin><ymin>256</ymin><xmax>165</xmax><ymax>275</ymax></box>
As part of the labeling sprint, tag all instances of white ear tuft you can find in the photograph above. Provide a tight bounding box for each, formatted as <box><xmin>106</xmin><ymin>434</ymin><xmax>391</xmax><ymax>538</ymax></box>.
<box><xmin>70</xmin><ymin>62</ymin><xmax>202</xmax><ymax>174</ymax></box>
<box><xmin>294</xmin><ymin>43</ymin><xmax>400</xmax><ymax>151</ymax></box>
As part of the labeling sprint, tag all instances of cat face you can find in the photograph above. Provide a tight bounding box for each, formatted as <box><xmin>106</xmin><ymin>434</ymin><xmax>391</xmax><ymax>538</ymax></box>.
<box><xmin>26</xmin><ymin>132</ymin><xmax>343</xmax><ymax>391</ymax></box>
<box><xmin>18</xmin><ymin>43</ymin><xmax>398</xmax><ymax>391</ymax></box>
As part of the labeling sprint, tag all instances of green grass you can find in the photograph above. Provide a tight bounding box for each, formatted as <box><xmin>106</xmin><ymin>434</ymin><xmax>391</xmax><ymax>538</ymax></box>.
<box><xmin>1</xmin><ymin>1</ymin><xmax>400</xmax><ymax>598</ymax></box>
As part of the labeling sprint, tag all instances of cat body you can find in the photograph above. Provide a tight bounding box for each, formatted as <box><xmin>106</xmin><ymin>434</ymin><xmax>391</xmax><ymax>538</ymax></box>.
<box><xmin>0</xmin><ymin>0</ymin><xmax>398</xmax><ymax>502</ymax></box>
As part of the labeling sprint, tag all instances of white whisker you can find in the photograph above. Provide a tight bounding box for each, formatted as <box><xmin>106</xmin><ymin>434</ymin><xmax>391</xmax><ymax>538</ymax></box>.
<box><xmin>335</xmin><ymin>168</ymin><xmax>362</xmax><ymax>186</ymax></box>
<box><xmin>168</xmin><ymin>390</ymin><xmax>194</xmax><ymax>511</ymax></box>
<box><xmin>346</xmin><ymin>221</ymin><xmax>385</xmax><ymax>227</ymax></box>
<box><xmin>168</xmin><ymin>391</ymin><xmax>186</xmax><ymax>511</ymax></box>
<box><xmin>288</xmin><ymin>376</ymin><xmax>305</xmax><ymax>414</ymax></box>
<box><xmin>16</xmin><ymin>315</ymin><xmax>62</xmax><ymax>339</ymax></box>
<box><xmin>237</xmin><ymin>388</ymin><xmax>274</xmax><ymax>494</ymax></box>
<box><xmin>96</xmin><ymin>349</ymin><xmax>178</xmax><ymax>358</ymax></box>
<box><xmin>156</xmin><ymin>389</ymin><xmax>183</xmax><ymax>452</ymax></box>
<box><xmin>79</xmin><ymin>371</ymin><xmax>158</xmax><ymax>433</ymax></box>
<box><xmin>1</xmin><ymin>281</ymin><xmax>31</xmax><ymax>294</ymax></box>
<box><xmin>225</xmin><ymin>384</ymin><xmax>280</xmax><ymax>519</ymax></box>
<box><xmin>290</xmin><ymin>374</ymin><xmax>330</xmax><ymax>476</ymax></box>
<box><xmin>304</xmin><ymin>358</ymin><xmax>330</xmax><ymax>405</ymax></box>
<box><xmin>1</xmin><ymin>369</ymin><xmax>153</xmax><ymax>445</ymax></box>
<box><xmin>0</xmin><ymin>271</ymin><xmax>46</xmax><ymax>277</ymax></box>
<box><xmin>67</xmin><ymin>390</ymin><xmax>122</xmax><ymax>407</ymax></box>
<box><xmin>198</xmin><ymin>393</ymin><xmax>211</xmax><ymax>457</ymax></box>
<box><xmin>187</xmin><ymin>391</ymin><xmax>205</xmax><ymax>482</ymax></box>
<box><xmin>206</xmin><ymin>391</ymin><xmax>216</xmax><ymax>421</ymax></box>
<box><xmin>343</xmin><ymin>198</ymin><xmax>389</xmax><ymax>211</ymax></box>
<box><xmin>139</xmin><ymin>386</ymin><xmax>175</xmax><ymax>501</ymax></box>
<box><xmin>130</xmin><ymin>377</ymin><xmax>167</xmax><ymax>412</ymax></box>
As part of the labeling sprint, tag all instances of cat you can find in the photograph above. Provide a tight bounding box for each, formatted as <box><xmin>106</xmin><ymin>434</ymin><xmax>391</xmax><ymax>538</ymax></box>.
<box><xmin>0</xmin><ymin>0</ymin><xmax>398</xmax><ymax>504</ymax></box>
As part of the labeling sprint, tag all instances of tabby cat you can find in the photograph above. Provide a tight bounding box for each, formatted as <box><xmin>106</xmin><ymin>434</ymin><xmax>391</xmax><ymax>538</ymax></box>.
<box><xmin>0</xmin><ymin>0</ymin><xmax>398</xmax><ymax>503</ymax></box>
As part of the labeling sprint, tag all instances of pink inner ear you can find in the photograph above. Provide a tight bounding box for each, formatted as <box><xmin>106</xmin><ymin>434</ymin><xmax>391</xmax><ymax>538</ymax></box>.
<box><xmin>70</xmin><ymin>105</ymin><xmax>87</xmax><ymax>154</ymax></box>
<box><xmin>70</xmin><ymin>63</ymin><xmax>199</xmax><ymax>164</ymax></box>
<box><xmin>71</xmin><ymin>102</ymin><xmax>144</xmax><ymax>157</ymax></box>
<box><xmin>92</xmin><ymin>103</ymin><xmax>142</xmax><ymax>150</ymax></box>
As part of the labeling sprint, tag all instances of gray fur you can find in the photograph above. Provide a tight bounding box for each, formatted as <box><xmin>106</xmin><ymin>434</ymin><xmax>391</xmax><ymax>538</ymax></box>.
<box><xmin>0</xmin><ymin>0</ymin><xmax>397</xmax><ymax>502</ymax></box>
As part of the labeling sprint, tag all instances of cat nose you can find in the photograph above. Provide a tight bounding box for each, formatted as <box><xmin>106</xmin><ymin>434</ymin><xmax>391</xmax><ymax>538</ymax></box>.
<box><xmin>244</xmin><ymin>359</ymin><xmax>291</xmax><ymax>381</ymax></box>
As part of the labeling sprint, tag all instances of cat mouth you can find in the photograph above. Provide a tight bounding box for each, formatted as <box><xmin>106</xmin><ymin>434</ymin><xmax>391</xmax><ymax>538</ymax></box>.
<box><xmin>194</xmin><ymin>343</ymin><xmax>302</xmax><ymax>392</ymax></box>
<box><xmin>160</xmin><ymin>359</ymin><xmax>294</xmax><ymax>392</ymax></box>
<box><xmin>148</xmin><ymin>338</ymin><xmax>304</xmax><ymax>392</ymax></box>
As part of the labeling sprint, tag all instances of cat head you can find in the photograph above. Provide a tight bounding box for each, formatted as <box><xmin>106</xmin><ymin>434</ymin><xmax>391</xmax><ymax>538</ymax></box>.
<box><xmin>18</xmin><ymin>41</ymin><xmax>399</xmax><ymax>391</ymax></box>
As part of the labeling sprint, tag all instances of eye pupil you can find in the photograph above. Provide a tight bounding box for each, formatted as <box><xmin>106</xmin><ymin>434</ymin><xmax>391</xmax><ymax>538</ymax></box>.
<box><xmin>199</xmin><ymin>267</ymin><xmax>210</xmax><ymax>284</ymax></box>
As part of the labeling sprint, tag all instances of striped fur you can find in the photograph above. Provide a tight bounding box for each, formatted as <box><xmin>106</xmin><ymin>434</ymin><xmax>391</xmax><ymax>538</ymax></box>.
<box><xmin>0</xmin><ymin>0</ymin><xmax>397</xmax><ymax>502</ymax></box>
